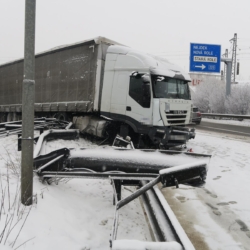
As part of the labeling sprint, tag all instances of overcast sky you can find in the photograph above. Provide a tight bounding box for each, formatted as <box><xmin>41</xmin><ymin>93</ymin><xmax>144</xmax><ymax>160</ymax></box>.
<box><xmin>1</xmin><ymin>0</ymin><xmax>250</xmax><ymax>80</ymax></box>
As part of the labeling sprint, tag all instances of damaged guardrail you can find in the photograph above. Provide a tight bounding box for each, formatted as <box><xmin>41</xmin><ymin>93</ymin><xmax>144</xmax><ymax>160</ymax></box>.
<box><xmin>112</xmin><ymin>184</ymin><xmax>197</xmax><ymax>250</ymax></box>
<box><xmin>110</xmin><ymin>159</ymin><xmax>207</xmax><ymax>250</ymax></box>
<box><xmin>31</xmin><ymin>129</ymin><xmax>211</xmax><ymax>249</ymax></box>
<box><xmin>33</xmin><ymin>144</ymin><xmax>211</xmax><ymax>249</ymax></box>
<box><xmin>34</xmin><ymin>148</ymin><xmax>210</xmax><ymax>250</ymax></box>
<box><xmin>33</xmin><ymin>129</ymin><xmax>79</xmax><ymax>157</ymax></box>
<box><xmin>0</xmin><ymin>118</ymin><xmax>72</xmax><ymax>140</ymax></box>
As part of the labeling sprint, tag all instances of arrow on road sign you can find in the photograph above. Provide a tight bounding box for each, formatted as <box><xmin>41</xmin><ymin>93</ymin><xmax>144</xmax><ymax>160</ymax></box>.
<box><xmin>195</xmin><ymin>64</ymin><xmax>206</xmax><ymax>70</ymax></box>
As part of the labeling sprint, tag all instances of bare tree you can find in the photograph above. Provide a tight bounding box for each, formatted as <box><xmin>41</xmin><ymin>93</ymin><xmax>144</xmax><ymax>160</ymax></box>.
<box><xmin>192</xmin><ymin>79</ymin><xmax>225</xmax><ymax>113</ymax></box>
<box><xmin>225</xmin><ymin>85</ymin><xmax>250</xmax><ymax>115</ymax></box>
<box><xmin>209</xmin><ymin>83</ymin><xmax>226</xmax><ymax>113</ymax></box>
<box><xmin>192</xmin><ymin>79</ymin><xmax>250</xmax><ymax>115</ymax></box>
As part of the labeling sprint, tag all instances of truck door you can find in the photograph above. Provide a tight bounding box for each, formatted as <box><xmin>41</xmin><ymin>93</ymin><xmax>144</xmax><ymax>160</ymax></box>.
<box><xmin>125</xmin><ymin>73</ymin><xmax>153</xmax><ymax>130</ymax></box>
<box><xmin>110</xmin><ymin>72</ymin><xmax>129</xmax><ymax>116</ymax></box>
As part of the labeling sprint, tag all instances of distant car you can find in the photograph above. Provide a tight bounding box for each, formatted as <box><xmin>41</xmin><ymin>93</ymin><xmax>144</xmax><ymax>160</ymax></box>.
<box><xmin>192</xmin><ymin>107</ymin><xmax>202</xmax><ymax>124</ymax></box>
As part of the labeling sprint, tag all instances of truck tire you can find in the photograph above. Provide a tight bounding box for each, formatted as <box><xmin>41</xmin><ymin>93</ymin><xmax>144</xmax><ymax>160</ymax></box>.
<box><xmin>0</xmin><ymin>113</ymin><xmax>6</xmax><ymax>123</ymax></box>
<box><xmin>7</xmin><ymin>112</ymin><xmax>13</xmax><ymax>122</ymax></box>
<box><xmin>53</xmin><ymin>112</ymin><xmax>68</xmax><ymax>121</ymax></box>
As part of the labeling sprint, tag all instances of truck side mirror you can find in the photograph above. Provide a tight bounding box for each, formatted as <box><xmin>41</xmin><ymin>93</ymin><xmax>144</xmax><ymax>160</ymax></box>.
<box><xmin>142</xmin><ymin>75</ymin><xmax>150</xmax><ymax>84</ymax></box>
<box><xmin>130</xmin><ymin>71</ymin><xmax>140</xmax><ymax>78</ymax></box>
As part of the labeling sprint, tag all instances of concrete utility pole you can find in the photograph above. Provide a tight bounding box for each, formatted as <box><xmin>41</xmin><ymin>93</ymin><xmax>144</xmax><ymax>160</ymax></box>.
<box><xmin>221</xmin><ymin>58</ymin><xmax>232</xmax><ymax>97</ymax></box>
<box><xmin>222</xmin><ymin>49</ymin><xmax>228</xmax><ymax>82</ymax></box>
<box><xmin>21</xmin><ymin>0</ymin><xmax>36</xmax><ymax>206</ymax></box>
<box><xmin>230</xmin><ymin>33</ymin><xmax>237</xmax><ymax>83</ymax></box>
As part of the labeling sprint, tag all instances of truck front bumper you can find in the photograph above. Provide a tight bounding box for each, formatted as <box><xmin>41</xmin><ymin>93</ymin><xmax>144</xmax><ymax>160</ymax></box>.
<box><xmin>148</xmin><ymin>126</ymin><xmax>195</xmax><ymax>148</ymax></box>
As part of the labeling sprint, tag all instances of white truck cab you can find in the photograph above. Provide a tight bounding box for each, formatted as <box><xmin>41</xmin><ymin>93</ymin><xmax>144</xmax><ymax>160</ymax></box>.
<box><xmin>101</xmin><ymin>45</ymin><xmax>194</xmax><ymax>148</ymax></box>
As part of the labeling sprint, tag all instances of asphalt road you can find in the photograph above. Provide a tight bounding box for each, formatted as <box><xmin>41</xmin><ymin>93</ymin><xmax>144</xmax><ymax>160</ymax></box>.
<box><xmin>164</xmin><ymin>124</ymin><xmax>250</xmax><ymax>250</ymax></box>
<box><xmin>191</xmin><ymin>120</ymin><xmax>250</xmax><ymax>137</ymax></box>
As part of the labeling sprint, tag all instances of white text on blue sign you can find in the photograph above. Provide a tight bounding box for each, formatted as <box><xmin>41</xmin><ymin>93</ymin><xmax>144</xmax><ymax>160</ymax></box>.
<box><xmin>192</xmin><ymin>45</ymin><xmax>214</xmax><ymax>56</ymax></box>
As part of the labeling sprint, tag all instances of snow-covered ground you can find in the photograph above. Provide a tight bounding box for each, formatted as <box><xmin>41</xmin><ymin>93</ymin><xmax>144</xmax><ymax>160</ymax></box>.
<box><xmin>1</xmin><ymin>128</ymin><xmax>250</xmax><ymax>249</ymax></box>
<box><xmin>163</xmin><ymin>130</ymin><xmax>250</xmax><ymax>250</ymax></box>
<box><xmin>0</xmin><ymin>137</ymin><xmax>151</xmax><ymax>250</ymax></box>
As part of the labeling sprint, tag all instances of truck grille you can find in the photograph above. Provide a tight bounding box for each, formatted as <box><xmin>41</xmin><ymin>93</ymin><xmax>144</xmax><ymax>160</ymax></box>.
<box><xmin>165</xmin><ymin>110</ymin><xmax>187</xmax><ymax>124</ymax></box>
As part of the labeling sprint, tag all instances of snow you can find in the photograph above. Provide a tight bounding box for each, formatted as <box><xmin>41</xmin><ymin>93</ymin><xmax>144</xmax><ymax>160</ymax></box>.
<box><xmin>0</xmin><ymin>136</ymin><xmax>151</xmax><ymax>249</ymax></box>
<box><xmin>163</xmin><ymin>130</ymin><xmax>250</xmax><ymax>249</ymax></box>
<box><xmin>33</xmin><ymin>129</ymin><xmax>79</xmax><ymax>157</ymax></box>
<box><xmin>159</xmin><ymin>160</ymin><xmax>208</xmax><ymax>175</ymax></box>
<box><xmin>108</xmin><ymin>45</ymin><xmax>191</xmax><ymax>81</ymax></box>
<box><xmin>1</xmin><ymin>128</ymin><xmax>250</xmax><ymax>249</ymax></box>
<box><xmin>68</xmin><ymin>148</ymin><xmax>209</xmax><ymax>170</ymax></box>
<box><xmin>191</xmin><ymin>131</ymin><xmax>250</xmax><ymax>227</ymax></box>
<box><xmin>112</xmin><ymin>240</ymin><xmax>182</xmax><ymax>250</ymax></box>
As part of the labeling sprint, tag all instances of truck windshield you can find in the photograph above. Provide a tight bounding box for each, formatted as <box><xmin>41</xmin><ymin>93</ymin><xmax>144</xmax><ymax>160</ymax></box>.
<box><xmin>151</xmin><ymin>75</ymin><xmax>191</xmax><ymax>100</ymax></box>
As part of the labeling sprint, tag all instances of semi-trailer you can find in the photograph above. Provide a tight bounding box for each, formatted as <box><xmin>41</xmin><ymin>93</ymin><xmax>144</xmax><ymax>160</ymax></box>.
<box><xmin>0</xmin><ymin>36</ymin><xmax>194</xmax><ymax>148</ymax></box>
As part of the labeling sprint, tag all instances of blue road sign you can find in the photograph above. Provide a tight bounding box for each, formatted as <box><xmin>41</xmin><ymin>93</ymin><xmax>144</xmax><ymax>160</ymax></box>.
<box><xmin>190</xmin><ymin>43</ymin><xmax>221</xmax><ymax>73</ymax></box>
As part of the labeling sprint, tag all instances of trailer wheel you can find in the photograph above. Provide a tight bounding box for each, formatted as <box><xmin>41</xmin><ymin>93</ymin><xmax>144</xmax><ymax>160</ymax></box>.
<box><xmin>7</xmin><ymin>112</ymin><xmax>13</xmax><ymax>122</ymax></box>
<box><xmin>58</xmin><ymin>113</ymin><xmax>66</xmax><ymax>121</ymax></box>
<box><xmin>0</xmin><ymin>113</ymin><xmax>6</xmax><ymax>122</ymax></box>
<box><xmin>16</xmin><ymin>113</ymin><xmax>22</xmax><ymax>121</ymax></box>
<box><xmin>53</xmin><ymin>112</ymin><xmax>68</xmax><ymax>121</ymax></box>
<box><xmin>12</xmin><ymin>112</ymin><xmax>17</xmax><ymax>122</ymax></box>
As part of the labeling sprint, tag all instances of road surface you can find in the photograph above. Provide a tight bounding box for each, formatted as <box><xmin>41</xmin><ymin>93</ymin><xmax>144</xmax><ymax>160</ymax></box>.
<box><xmin>163</xmin><ymin>128</ymin><xmax>250</xmax><ymax>250</ymax></box>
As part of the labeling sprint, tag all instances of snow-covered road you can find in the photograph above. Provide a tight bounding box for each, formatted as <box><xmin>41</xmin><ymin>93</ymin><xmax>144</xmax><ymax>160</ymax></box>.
<box><xmin>163</xmin><ymin>130</ymin><xmax>250</xmax><ymax>250</ymax></box>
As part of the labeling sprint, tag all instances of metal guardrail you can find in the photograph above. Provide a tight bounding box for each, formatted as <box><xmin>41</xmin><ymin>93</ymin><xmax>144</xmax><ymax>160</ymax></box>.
<box><xmin>201</xmin><ymin>113</ymin><xmax>250</xmax><ymax>120</ymax></box>
<box><xmin>35</xmin><ymin>146</ymin><xmax>209</xmax><ymax>249</ymax></box>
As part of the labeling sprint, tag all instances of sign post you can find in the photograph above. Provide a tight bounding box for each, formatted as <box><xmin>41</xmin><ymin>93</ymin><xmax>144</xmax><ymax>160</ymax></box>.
<box><xmin>190</xmin><ymin>43</ymin><xmax>221</xmax><ymax>73</ymax></box>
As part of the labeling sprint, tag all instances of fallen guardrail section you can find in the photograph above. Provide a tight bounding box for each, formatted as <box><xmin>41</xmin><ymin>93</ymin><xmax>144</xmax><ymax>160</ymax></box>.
<box><xmin>33</xmin><ymin>129</ymin><xmax>211</xmax><ymax>250</ymax></box>
<box><xmin>0</xmin><ymin>118</ymin><xmax>72</xmax><ymax>139</ymax></box>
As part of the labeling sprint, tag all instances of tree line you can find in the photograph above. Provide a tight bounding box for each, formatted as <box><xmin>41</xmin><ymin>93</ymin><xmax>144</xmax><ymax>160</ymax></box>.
<box><xmin>192</xmin><ymin>80</ymin><xmax>250</xmax><ymax>115</ymax></box>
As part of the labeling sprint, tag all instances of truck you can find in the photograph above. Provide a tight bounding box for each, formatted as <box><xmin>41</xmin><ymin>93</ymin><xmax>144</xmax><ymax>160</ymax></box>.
<box><xmin>0</xmin><ymin>36</ymin><xmax>194</xmax><ymax>148</ymax></box>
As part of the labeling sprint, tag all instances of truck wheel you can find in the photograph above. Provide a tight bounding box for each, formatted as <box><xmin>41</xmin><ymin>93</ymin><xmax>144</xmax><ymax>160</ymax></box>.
<box><xmin>12</xmin><ymin>112</ymin><xmax>17</xmax><ymax>121</ymax></box>
<box><xmin>0</xmin><ymin>113</ymin><xmax>6</xmax><ymax>122</ymax></box>
<box><xmin>7</xmin><ymin>113</ymin><xmax>13</xmax><ymax>122</ymax></box>
<box><xmin>53</xmin><ymin>112</ymin><xmax>68</xmax><ymax>121</ymax></box>
<box><xmin>16</xmin><ymin>113</ymin><xmax>22</xmax><ymax>121</ymax></box>
<box><xmin>58</xmin><ymin>113</ymin><xmax>66</xmax><ymax>121</ymax></box>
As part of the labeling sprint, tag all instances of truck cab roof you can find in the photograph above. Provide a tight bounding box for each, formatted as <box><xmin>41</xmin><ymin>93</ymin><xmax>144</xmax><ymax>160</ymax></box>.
<box><xmin>107</xmin><ymin>45</ymin><xmax>191</xmax><ymax>82</ymax></box>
